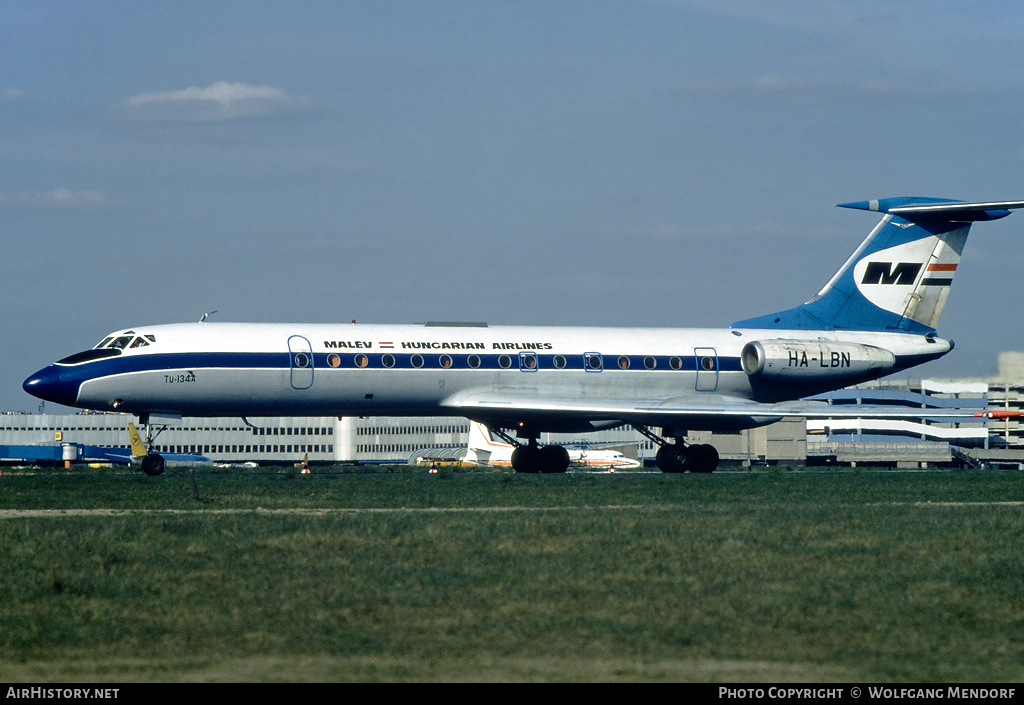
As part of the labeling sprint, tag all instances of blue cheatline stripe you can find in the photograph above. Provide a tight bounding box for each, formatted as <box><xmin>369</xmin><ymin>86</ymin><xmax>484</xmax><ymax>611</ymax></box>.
<box><xmin>56</xmin><ymin>350</ymin><xmax>743</xmax><ymax>377</ymax></box>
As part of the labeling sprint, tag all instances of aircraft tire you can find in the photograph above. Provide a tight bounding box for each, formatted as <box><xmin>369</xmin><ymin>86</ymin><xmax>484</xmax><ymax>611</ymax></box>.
<box><xmin>689</xmin><ymin>444</ymin><xmax>719</xmax><ymax>473</ymax></box>
<box><xmin>511</xmin><ymin>446</ymin><xmax>540</xmax><ymax>473</ymax></box>
<box><xmin>538</xmin><ymin>445</ymin><xmax>570</xmax><ymax>473</ymax></box>
<box><xmin>656</xmin><ymin>444</ymin><xmax>689</xmax><ymax>473</ymax></box>
<box><xmin>141</xmin><ymin>453</ymin><xmax>165</xmax><ymax>476</ymax></box>
<box><xmin>655</xmin><ymin>445</ymin><xmax>672</xmax><ymax>472</ymax></box>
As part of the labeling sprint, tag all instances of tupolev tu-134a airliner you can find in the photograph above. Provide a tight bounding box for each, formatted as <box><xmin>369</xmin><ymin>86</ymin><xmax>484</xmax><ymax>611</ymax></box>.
<box><xmin>23</xmin><ymin>197</ymin><xmax>1024</xmax><ymax>475</ymax></box>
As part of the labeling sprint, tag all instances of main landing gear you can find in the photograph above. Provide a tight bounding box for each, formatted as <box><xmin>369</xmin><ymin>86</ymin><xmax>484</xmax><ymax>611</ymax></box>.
<box><xmin>653</xmin><ymin>442</ymin><xmax>718</xmax><ymax>473</ymax></box>
<box><xmin>496</xmin><ymin>424</ymin><xmax>720</xmax><ymax>474</ymax></box>
<box><xmin>511</xmin><ymin>441</ymin><xmax>571</xmax><ymax>474</ymax></box>
<box><xmin>493</xmin><ymin>429</ymin><xmax>571</xmax><ymax>474</ymax></box>
<box><xmin>635</xmin><ymin>425</ymin><xmax>719</xmax><ymax>473</ymax></box>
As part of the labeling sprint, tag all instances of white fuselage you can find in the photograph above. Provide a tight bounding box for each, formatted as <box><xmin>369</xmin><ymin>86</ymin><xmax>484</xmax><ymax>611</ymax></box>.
<box><xmin>39</xmin><ymin>321</ymin><xmax>950</xmax><ymax>434</ymax></box>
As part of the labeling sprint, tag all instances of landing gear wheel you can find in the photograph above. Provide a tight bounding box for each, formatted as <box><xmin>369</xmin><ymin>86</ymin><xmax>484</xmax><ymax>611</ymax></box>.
<box><xmin>141</xmin><ymin>453</ymin><xmax>165</xmax><ymax>476</ymax></box>
<box><xmin>655</xmin><ymin>445</ymin><xmax>671</xmax><ymax>472</ymax></box>
<box><xmin>511</xmin><ymin>446</ymin><xmax>540</xmax><ymax>473</ymax></box>
<box><xmin>656</xmin><ymin>444</ymin><xmax>689</xmax><ymax>473</ymax></box>
<box><xmin>688</xmin><ymin>444</ymin><xmax>719</xmax><ymax>473</ymax></box>
<box><xmin>538</xmin><ymin>445</ymin><xmax>570</xmax><ymax>474</ymax></box>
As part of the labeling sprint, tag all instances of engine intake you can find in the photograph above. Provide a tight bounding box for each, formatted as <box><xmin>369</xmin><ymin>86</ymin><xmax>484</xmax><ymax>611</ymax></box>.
<box><xmin>741</xmin><ymin>339</ymin><xmax>895</xmax><ymax>382</ymax></box>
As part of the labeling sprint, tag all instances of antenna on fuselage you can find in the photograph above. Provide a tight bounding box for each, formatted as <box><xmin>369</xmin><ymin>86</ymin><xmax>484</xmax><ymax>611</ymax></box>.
<box><xmin>199</xmin><ymin>310</ymin><xmax>218</xmax><ymax>323</ymax></box>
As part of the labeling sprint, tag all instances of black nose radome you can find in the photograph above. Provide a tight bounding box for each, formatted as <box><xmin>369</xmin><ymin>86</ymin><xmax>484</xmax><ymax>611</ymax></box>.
<box><xmin>23</xmin><ymin>365</ymin><xmax>79</xmax><ymax>407</ymax></box>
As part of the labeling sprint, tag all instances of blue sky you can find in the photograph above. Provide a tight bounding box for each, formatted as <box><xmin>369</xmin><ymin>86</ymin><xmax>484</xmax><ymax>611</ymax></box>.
<box><xmin>4</xmin><ymin>1</ymin><xmax>1024</xmax><ymax>411</ymax></box>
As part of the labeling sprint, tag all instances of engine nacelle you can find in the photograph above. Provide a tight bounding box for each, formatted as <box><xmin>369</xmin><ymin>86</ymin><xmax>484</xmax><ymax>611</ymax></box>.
<box><xmin>741</xmin><ymin>339</ymin><xmax>895</xmax><ymax>382</ymax></box>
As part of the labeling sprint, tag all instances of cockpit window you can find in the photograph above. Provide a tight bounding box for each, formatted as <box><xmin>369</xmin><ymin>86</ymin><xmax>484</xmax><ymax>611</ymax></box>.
<box><xmin>94</xmin><ymin>332</ymin><xmax>156</xmax><ymax>350</ymax></box>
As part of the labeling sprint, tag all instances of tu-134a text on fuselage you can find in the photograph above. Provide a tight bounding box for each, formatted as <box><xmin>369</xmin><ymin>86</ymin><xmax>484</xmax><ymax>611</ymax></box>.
<box><xmin>23</xmin><ymin>197</ymin><xmax>1024</xmax><ymax>475</ymax></box>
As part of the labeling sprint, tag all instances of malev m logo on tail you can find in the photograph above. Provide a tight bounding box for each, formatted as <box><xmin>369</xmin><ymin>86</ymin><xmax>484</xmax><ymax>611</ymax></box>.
<box><xmin>852</xmin><ymin>233</ymin><xmax>964</xmax><ymax>328</ymax></box>
<box><xmin>860</xmin><ymin>261</ymin><xmax>957</xmax><ymax>286</ymax></box>
<box><xmin>859</xmin><ymin>261</ymin><xmax>923</xmax><ymax>285</ymax></box>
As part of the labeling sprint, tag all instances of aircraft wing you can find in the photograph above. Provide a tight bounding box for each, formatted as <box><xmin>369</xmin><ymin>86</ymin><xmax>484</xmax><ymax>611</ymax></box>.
<box><xmin>443</xmin><ymin>391</ymin><xmax>975</xmax><ymax>431</ymax></box>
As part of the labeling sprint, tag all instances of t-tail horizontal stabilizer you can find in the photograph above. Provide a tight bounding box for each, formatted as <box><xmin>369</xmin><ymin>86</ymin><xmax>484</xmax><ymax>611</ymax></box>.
<box><xmin>733</xmin><ymin>197</ymin><xmax>1024</xmax><ymax>334</ymax></box>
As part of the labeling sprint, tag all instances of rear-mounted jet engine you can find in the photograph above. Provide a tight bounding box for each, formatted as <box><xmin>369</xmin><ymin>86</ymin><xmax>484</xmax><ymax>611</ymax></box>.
<box><xmin>741</xmin><ymin>339</ymin><xmax>895</xmax><ymax>382</ymax></box>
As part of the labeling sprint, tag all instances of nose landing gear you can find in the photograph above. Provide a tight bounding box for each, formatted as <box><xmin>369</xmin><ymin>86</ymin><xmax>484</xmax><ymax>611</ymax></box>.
<box><xmin>141</xmin><ymin>453</ymin><xmax>166</xmax><ymax>476</ymax></box>
<box><xmin>136</xmin><ymin>413</ymin><xmax>171</xmax><ymax>476</ymax></box>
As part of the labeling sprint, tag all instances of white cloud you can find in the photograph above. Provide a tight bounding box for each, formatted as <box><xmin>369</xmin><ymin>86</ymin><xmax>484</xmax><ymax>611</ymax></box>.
<box><xmin>124</xmin><ymin>81</ymin><xmax>309</xmax><ymax>121</ymax></box>
<box><xmin>0</xmin><ymin>188</ymin><xmax>111</xmax><ymax>210</ymax></box>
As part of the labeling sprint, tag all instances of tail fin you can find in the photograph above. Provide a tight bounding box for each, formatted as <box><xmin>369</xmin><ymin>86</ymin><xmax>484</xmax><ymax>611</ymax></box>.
<box><xmin>465</xmin><ymin>422</ymin><xmax>513</xmax><ymax>466</ymax></box>
<box><xmin>733</xmin><ymin>198</ymin><xmax>1024</xmax><ymax>334</ymax></box>
<box><xmin>128</xmin><ymin>422</ymin><xmax>147</xmax><ymax>458</ymax></box>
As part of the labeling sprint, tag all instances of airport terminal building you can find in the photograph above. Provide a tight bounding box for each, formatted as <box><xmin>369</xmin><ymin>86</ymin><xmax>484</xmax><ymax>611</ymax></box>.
<box><xmin>5</xmin><ymin>352</ymin><xmax>1024</xmax><ymax>469</ymax></box>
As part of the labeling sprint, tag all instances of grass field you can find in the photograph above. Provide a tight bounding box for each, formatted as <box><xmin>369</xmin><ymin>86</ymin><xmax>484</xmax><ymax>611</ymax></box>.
<box><xmin>1</xmin><ymin>466</ymin><xmax>1022</xmax><ymax>682</ymax></box>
